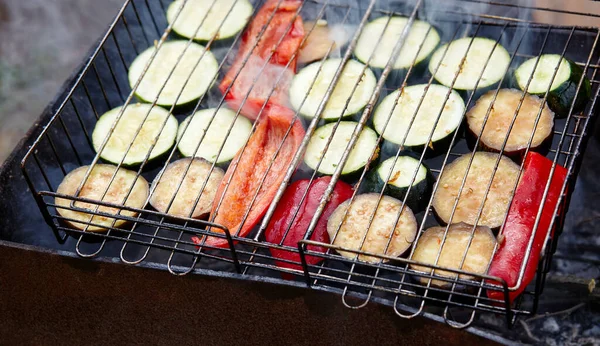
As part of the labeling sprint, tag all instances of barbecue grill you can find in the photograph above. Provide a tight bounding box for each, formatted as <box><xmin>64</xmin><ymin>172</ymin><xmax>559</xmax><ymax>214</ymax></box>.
<box><xmin>5</xmin><ymin>0</ymin><xmax>600</xmax><ymax>342</ymax></box>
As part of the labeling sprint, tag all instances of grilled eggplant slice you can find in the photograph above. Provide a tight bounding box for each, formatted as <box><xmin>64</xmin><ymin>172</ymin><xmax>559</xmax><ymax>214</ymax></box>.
<box><xmin>128</xmin><ymin>40</ymin><xmax>218</xmax><ymax>107</ymax></box>
<box><xmin>92</xmin><ymin>104</ymin><xmax>178</xmax><ymax>166</ymax></box>
<box><xmin>304</xmin><ymin>121</ymin><xmax>379</xmax><ymax>178</ymax></box>
<box><xmin>166</xmin><ymin>0</ymin><xmax>253</xmax><ymax>42</ymax></box>
<box><xmin>327</xmin><ymin>193</ymin><xmax>418</xmax><ymax>263</ymax></box>
<box><xmin>289</xmin><ymin>58</ymin><xmax>377</xmax><ymax>121</ymax></box>
<box><xmin>410</xmin><ymin>223</ymin><xmax>496</xmax><ymax>287</ymax></box>
<box><xmin>373</xmin><ymin>84</ymin><xmax>465</xmax><ymax>153</ymax></box>
<box><xmin>177</xmin><ymin>108</ymin><xmax>253</xmax><ymax>165</ymax></box>
<box><xmin>55</xmin><ymin>164</ymin><xmax>149</xmax><ymax>232</ymax></box>
<box><xmin>363</xmin><ymin>156</ymin><xmax>433</xmax><ymax>213</ymax></box>
<box><xmin>432</xmin><ymin>152</ymin><xmax>520</xmax><ymax>229</ymax></box>
<box><xmin>466</xmin><ymin>89</ymin><xmax>554</xmax><ymax>155</ymax></box>
<box><xmin>429</xmin><ymin>37</ymin><xmax>510</xmax><ymax>91</ymax></box>
<box><xmin>354</xmin><ymin>16</ymin><xmax>440</xmax><ymax>70</ymax></box>
<box><xmin>515</xmin><ymin>54</ymin><xmax>591</xmax><ymax>117</ymax></box>
<box><xmin>150</xmin><ymin>158</ymin><xmax>224</xmax><ymax>219</ymax></box>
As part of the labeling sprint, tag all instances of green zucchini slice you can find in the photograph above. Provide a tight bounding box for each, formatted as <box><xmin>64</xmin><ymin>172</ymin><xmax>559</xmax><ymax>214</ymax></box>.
<box><xmin>304</xmin><ymin>121</ymin><xmax>379</xmax><ymax>177</ymax></box>
<box><xmin>289</xmin><ymin>58</ymin><xmax>377</xmax><ymax>121</ymax></box>
<box><xmin>515</xmin><ymin>54</ymin><xmax>591</xmax><ymax>117</ymax></box>
<box><xmin>167</xmin><ymin>0</ymin><xmax>253</xmax><ymax>41</ymax></box>
<box><xmin>354</xmin><ymin>16</ymin><xmax>440</xmax><ymax>69</ymax></box>
<box><xmin>429</xmin><ymin>37</ymin><xmax>510</xmax><ymax>91</ymax></box>
<box><xmin>128</xmin><ymin>40</ymin><xmax>218</xmax><ymax>107</ymax></box>
<box><xmin>92</xmin><ymin>104</ymin><xmax>178</xmax><ymax>166</ymax></box>
<box><xmin>177</xmin><ymin>108</ymin><xmax>252</xmax><ymax>164</ymax></box>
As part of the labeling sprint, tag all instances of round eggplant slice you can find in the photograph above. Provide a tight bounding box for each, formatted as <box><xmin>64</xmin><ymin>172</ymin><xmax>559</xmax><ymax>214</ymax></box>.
<box><xmin>410</xmin><ymin>223</ymin><xmax>496</xmax><ymax>287</ymax></box>
<box><xmin>327</xmin><ymin>193</ymin><xmax>418</xmax><ymax>263</ymax></box>
<box><xmin>92</xmin><ymin>103</ymin><xmax>178</xmax><ymax>166</ymax></box>
<box><xmin>150</xmin><ymin>158</ymin><xmax>224</xmax><ymax>219</ymax></box>
<box><xmin>55</xmin><ymin>164</ymin><xmax>149</xmax><ymax>232</ymax></box>
<box><xmin>432</xmin><ymin>152</ymin><xmax>520</xmax><ymax>229</ymax></box>
<box><xmin>466</xmin><ymin>89</ymin><xmax>554</xmax><ymax>154</ymax></box>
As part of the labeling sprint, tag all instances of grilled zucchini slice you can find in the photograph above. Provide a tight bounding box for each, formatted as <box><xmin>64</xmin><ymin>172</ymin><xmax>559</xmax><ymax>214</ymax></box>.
<box><xmin>466</xmin><ymin>89</ymin><xmax>554</xmax><ymax>155</ymax></box>
<box><xmin>304</xmin><ymin>121</ymin><xmax>379</xmax><ymax>177</ymax></box>
<box><xmin>166</xmin><ymin>0</ymin><xmax>253</xmax><ymax>42</ymax></box>
<box><xmin>289</xmin><ymin>58</ymin><xmax>377</xmax><ymax>121</ymax></box>
<box><xmin>149</xmin><ymin>158</ymin><xmax>224</xmax><ymax>219</ymax></box>
<box><xmin>55</xmin><ymin>164</ymin><xmax>149</xmax><ymax>232</ymax></box>
<box><xmin>363</xmin><ymin>156</ymin><xmax>433</xmax><ymax>213</ymax></box>
<box><xmin>410</xmin><ymin>223</ymin><xmax>496</xmax><ymax>287</ymax></box>
<box><xmin>177</xmin><ymin>108</ymin><xmax>252</xmax><ymax>165</ymax></box>
<box><xmin>128</xmin><ymin>40</ymin><xmax>218</xmax><ymax>107</ymax></box>
<box><xmin>327</xmin><ymin>193</ymin><xmax>418</xmax><ymax>263</ymax></box>
<box><xmin>432</xmin><ymin>152</ymin><xmax>520</xmax><ymax>229</ymax></box>
<box><xmin>92</xmin><ymin>104</ymin><xmax>178</xmax><ymax>166</ymax></box>
<box><xmin>515</xmin><ymin>54</ymin><xmax>591</xmax><ymax>117</ymax></box>
<box><xmin>354</xmin><ymin>16</ymin><xmax>440</xmax><ymax>69</ymax></box>
<box><xmin>373</xmin><ymin>84</ymin><xmax>465</xmax><ymax>153</ymax></box>
<box><xmin>429</xmin><ymin>37</ymin><xmax>510</xmax><ymax>91</ymax></box>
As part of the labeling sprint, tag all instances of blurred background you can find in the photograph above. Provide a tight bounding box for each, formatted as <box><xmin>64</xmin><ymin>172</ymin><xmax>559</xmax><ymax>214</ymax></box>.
<box><xmin>0</xmin><ymin>0</ymin><xmax>121</xmax><ymax>162</ymax></box>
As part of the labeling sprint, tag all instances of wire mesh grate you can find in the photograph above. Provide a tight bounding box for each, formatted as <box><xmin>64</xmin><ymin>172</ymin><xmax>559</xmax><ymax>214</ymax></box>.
<box><xmin>20</xmin><ymin>0</ymin><xmax>600</xmax><ymax>328</ymax></box>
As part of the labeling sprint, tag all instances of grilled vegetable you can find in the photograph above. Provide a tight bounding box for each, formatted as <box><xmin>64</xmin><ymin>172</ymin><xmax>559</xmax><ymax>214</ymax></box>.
<box><xmin>354</xmin><ymin>17</ymin><xmax>440</xmax><ymax>70</ymax></box>
<box><xmin>411</xmin><ymin>223</ymin><xmax>496</xmax><ymax>288</ymax></box>
<box><xmin>298</xmin><ymin>20</ymin><xmax>350</xmax><ymax>64</ymax></box>
<box><xmin>432</xmin><ymin>152</ymin><xmax>520</xmax><ymax>229</ymax></box>
<box><xmin>55</xmin><ymin>164</ymin><xmax>149</xmax><ymax>232</ymax></box>
<box><xmin>363</xmin><ymin>156</ymin><xmax>433</xmax><ymax>213</ymax></box>
<box><xmin>128</xmin><ymin>40</ymin><xmax>218</xmax><ymax>107</ymax></box>
<box><xmin>429</xmin><ymin>37</ymin><xmax>510</xmax><ymax>91</ymax></box>
<box><xmin>265</xmin><ymin>176</ymin><xmax>354</xmax><ymax>274</ymax></box>
<box><xmin>304</xmin><ymin>121</ymin><xmax>379</xmax><ymax>178</ymax></box>
<box><xmin>487</xmin><ymin>152</ymin><xmax>567</xmax><ymax>302</ymax></box>
<box><xmin>373</xmin><ymin>84</ymin><xmax>465</xmax><ymax>153</ymax></box>
<box><xmin>149</xmin><ymin>158</ymin><xmax>224</xmax><ymax>219</ymax></box>
<box><xmin>92</xmin><ymin>104</ymin><xmax>178</xmax><ymax>166</ymax></box>
<box><xmin>515</xmin><ymin>54</ymin><xmax>591</xmax><ymax>117</ymax></box>
<box><xmin>289</xmin><ymin>58</ymin><xmax>377</xmax><ymax>121</ymax></box>
<box><xmin>166</xmin><ymin>0</ymin><xmax>253</xmax><ymax>42</ymax></box>
<box><xmin>193</xmin><ymin>105</ymin><xmax>305</xmax><ymax>248</ymax></box>
<box><xmin>327</xmin><ymin>193</ymin><xmax>418</xmax><ymax>263</ymax></box>
<box><xmin>219</xmin><ymin>0</ymin><xmax>305</xmax><ymax>120</ymax></box>
<box><xmin>177</xmin><ymin>108</ymin><xmax>253</xmax><ymax>165</ymax></box>
<box><xmin>466</xmin><ymin>89</ymin><xmax>554</xmax><ymax>155</ymax></box>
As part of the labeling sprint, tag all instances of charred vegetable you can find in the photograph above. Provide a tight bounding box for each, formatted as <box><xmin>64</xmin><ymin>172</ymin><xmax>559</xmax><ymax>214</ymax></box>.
<box><xmin>149</xmin><ymin>158</ymin><xmax>224</xmax><ymax>219</ymax></box>
<box><xmin>466</xmin><ymin>89</ymin><xmax>554</xmax><ymax>155</ymax></box>
<box><xmin>411</xmin><ymin>223</ymin><xmax>497</xmax><ymax>288</ymax></box>
<box><xmin>432</xmin><ymin>152</ymin><xmax>520</xmax><ymax>229</ymax></box>
<box><xmin>55</xmin><ymin>165</ymin><xmax>149</xmax><ymax>232</ymax></box>
<box><xmin>327</xmin><ymin>193</ymin><xmax>418</xmax><ymax>263</ymax></box>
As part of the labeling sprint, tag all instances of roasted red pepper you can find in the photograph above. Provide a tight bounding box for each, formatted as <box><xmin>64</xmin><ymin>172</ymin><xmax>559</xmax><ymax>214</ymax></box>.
<box><xmin>487</xmin><ymin>152</ymin><xmax>567</xmax><ymax>302</ymax></box>
<box><xmin>219</xmin><ymin>0</ymin><xmax>305</xmax><ymax>120</ymax></box>
<box><xmin>265</xmin><ymin>177</ymin><xmax>354</xmax><ymax>274</ymax></box>
<box><xmin>193</xmin><ymin>104</ymin><xmax>305</xmax><ymax>248</ymax></box>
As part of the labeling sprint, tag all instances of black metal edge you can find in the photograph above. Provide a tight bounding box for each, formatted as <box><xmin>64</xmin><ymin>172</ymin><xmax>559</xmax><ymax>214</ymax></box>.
<box><xmin>0</xmin><ymin>238</ymin><xmax>516</xmax><ymax>344</ymax></box>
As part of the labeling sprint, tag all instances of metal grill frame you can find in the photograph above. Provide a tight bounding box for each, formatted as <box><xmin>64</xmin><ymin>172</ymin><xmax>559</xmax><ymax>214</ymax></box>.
<box><xmin>19</xmin><ymin>0</ymin><xmax>600</xmax><ymax>328</ymax></box>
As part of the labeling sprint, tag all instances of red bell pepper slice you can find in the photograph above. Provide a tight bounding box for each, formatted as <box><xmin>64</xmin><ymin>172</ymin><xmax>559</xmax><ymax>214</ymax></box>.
<box><xmin>193</xmin><ymin>104</ymin><xmax>305</xmax><ymax>248</ymax></box>
<box><xmin>265</xmin><ymin>176</ymin><xmax>354</xmax><ymax>274</ymax></box>
<box><xmin>487</xmin><ymin>152</ymin><xmax>567</xmax><ymax>302</ymax></box>
<box><xmin>219</xmin><ymin>0</ymin><xmax>305</xmax><ymax>120</ymax></box>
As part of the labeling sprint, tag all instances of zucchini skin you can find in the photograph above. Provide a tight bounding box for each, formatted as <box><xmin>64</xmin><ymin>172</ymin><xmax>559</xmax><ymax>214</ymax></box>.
<box><xmin>362</xmin><ymin>157</ymin><xmax>433</xmax><ymax>213</ymax></box>
<box><xmin>379</xmin><ymin>123</ymin><xmax>464</xmax><ymax>159</ymax></box>
<box><xmin>517</xmin><ymin>58</ymin><xmax>591</xmax><ymax>117</ymax></box>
